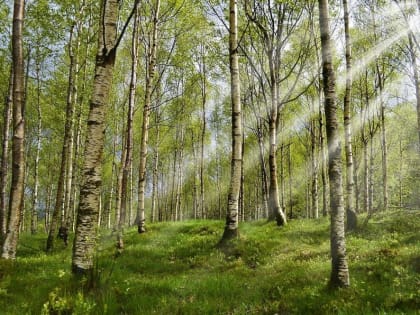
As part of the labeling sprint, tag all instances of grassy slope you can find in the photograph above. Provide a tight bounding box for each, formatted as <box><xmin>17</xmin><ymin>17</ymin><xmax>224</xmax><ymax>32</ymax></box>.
<box><xmin>0</xmin><ymin>210</ymin><xmax>419</xmax><ymax>314</ymax></box>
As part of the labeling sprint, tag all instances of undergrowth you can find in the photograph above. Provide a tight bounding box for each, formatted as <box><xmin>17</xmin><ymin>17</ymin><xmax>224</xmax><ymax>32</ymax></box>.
<box><xmin>0</xmin><ymin>210</ymin><xmax>418</xmax><ymax>314</ymax></box>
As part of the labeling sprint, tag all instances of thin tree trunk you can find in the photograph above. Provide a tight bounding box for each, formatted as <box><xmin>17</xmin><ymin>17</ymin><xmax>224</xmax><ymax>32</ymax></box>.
<box><xmin>288</xmin><ymin>144</ymin><xmax>293</xmax><ymax>218</ymax></box>
<box><xmin>137</xmin><ymin>0</ymin><xmax>160</xmax><ymax>233</ymax></box>
<box><xmin>45</xmin><ymin>183</ymin><xmax>53</xmax><ymax>234</ymax></box>
<box><xmin>240</xmin><ymin>121</ymin><xmax>245</xmax><ymax>222</ymax></box>
<box><xmin>69</xmin><ymin>103</ymin><xmax>82</xmax><ymax>231</ymax></box>
<box><xmin>378</xmin><ymin>77</ymin><xmax>388</xmax><ymax>211</ymax></box>
<box><xmin>64</xmin><ymin>33</ymin><xmax>81</xmax><ymax>230</ymax></box>
<box><xmin>47</xmin><ymin>24</ymin><xmax>77</xmax><ymax>252</ymax></box>
<box><xmin>268</xmin><ymin>78</ymin><xmax>286</xmax><ymax>226</ymax></box>
<box><xmin>343</xmin><ymin>0</ymin><xmax>357</xmax><ymax>230</ymax></box>
<box><xmin>221</xmin><ymin>0</ymin><xmax>242</xmax><ymax>242</ymax></box>
<box><xmin>20</xmin><ymin>48</ymin><xmax>31</xmax><ymax>234</ymax></box>
<box><xmin>311</xmin><ymin>118</ymin><xmax>319</xmax><ymax>219</ymax></box>
<box><xmin>115</xmin><ymin>131</ymin><xmax>126</xmax><ymax>229</ymax></box>
<box><xmin>69</xmin><ymin>39</ymin><xmax>89</xmax><ymax>231</ymax></box>
<box><xmin>0</xmin><ymin>69</ymin><xmax>13</xmax><ymax>240</ymax></box>
<box><xmin>408</xmin><ymin>33</ymin><xmax>420</xmax><ymax>152</ymax></box>
<box><xmin>176</xmin><ymin>128</ymin><xmax>185</xmax><ymax>221</ymax></box>
<box><xmin>2</xmin><ymin>0</ymin><xmax>25</xmax><ymax>259</ymax></box>
<box><xmin>362</xmin><ymin>80</ymin><xmax>370</xmax><ymax>214</ymax></box>
<box><xmin>151</xmin><ymin>113</ymin><xmax>160</xmax><ymax>223</ymax></box>
<box><xmin>363</xmin><ymin>139</ymin><xmax>369</xmax><ymax>213</ymax></box>
<box><xmin>318</xmin><ymin>0</ymin><xmax>349</xmax><ymax>287</ymax></box>
<box><xmin>257</xmin><ymin>120</ymin><xmax>269</xmax><ymax>218</ymax></box>
<box><xmin>170</xmin><ymin>140</ymin><xmax>178</xmax><ymax>220</ymax></box>
<box><xmin>280</xmin><ymin>143</ymin><xmax>286</xmax><ymax>213</ymax></box>
<box><xmin>72</xmin><ymin>0</ymin><xmax>120</xmax><ymax>274</ymax></box>
<box><xmin>319</xmin><ymin>98</ymin><xmax>328</xmax><ymax>217</ymax></box>
<box><xmin>31</xmin><ymin>59</ymin><xmax>42</xmax><ymax>234</ymax></box>
<box><xmin>372</xmin><ymin>8</ymin><xmax>388</xmax><ymax>211</ymax></box>
<box><xmin>191</xmin><ymin>132</ymin><xmax>198</xmax><ymax>219</ymax></box>
<box><xmin>200</xmin><ymin>43</ymin><xmax>206</xmax><ymax>220</ymax></box>
<box><xmin>369</xmin><ymin>136</ymin><xmax>374</xmax><ymax>212</ymax></box>
<box><xmin>399</xmin><ymin>139</ymin><xmax>403</xmax><ymax>208</ymax></box>
<box><xmin>117</xmin><ymin>6</ymin><xmax>139</xmax><ymax>249</ymax></box>
<box><xmin>354</xmin><ymin>148</ymin><xmax>360</xmax><ymax>213</ymax></box>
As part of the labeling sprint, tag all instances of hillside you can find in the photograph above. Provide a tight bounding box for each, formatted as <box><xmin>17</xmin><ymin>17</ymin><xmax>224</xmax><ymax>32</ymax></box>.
<box><xmin>0</xmin><ymin>210</ymin><xmax>419</xmax><ymax>314</ymax></box>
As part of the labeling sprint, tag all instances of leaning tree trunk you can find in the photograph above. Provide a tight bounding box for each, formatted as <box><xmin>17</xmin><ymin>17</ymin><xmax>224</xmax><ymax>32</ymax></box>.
<box><xmin>343</xmin><ymin>0</ymin><xmax>357</xmax><ymax>230</ymax></box>
<box><xmin>0</xmin><ymin>69</ymin><xmax>13</xmax><ymax>240</ymax></box>
<box><xmin>137</xmin><ymin>0</ymin><xmax>160</xmax><ymax>233</ymax></box>
<box><xmin>2</xmin><ymin>0</ymin><xmax>25</xmax><ymax>259</ymax></box>
<box><xmin>72</xmin><ymin>0</ymin><xmax>120</xmax><ymax>274</ymax></box>
<box><xmin>318</xmin><ymin>0</ymin><xmax>349</xmax><ymax>287</ymax></box>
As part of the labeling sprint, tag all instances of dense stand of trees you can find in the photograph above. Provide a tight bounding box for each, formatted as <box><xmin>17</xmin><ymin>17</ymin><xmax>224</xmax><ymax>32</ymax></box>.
<box><xmin>0</xmin><ymin>0</ymin><xmax>419</xmax><ymax>288</ymax></box>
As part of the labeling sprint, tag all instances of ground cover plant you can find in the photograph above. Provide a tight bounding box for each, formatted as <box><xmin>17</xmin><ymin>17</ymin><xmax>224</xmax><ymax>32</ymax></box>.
<box><xmin>0</xmin><ymin>209</ymin><xmax>418</xmax><ymax>314</ymax></box>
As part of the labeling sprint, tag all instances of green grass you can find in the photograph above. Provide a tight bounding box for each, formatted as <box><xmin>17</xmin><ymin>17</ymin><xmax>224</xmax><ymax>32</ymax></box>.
<box><xmin>0</xmin><ymin>210</ymin><xmax>419</xmax><ymax>314</ymax></box>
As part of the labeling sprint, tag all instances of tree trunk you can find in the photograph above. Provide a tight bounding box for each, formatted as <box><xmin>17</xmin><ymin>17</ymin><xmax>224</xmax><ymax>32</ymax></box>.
<box><xmin>372</xmin><ymin>8</ymin><xmax>388</xmax><ymax>211</ymax></box>
<box><xmin>363</xmin><ymin>139</ymin><xmax>369</xmax><ymax>213</ymax></box>
<box><xmin>369</xmin><ymin>136</ymin><xmax>374</xmax><ymax>213</ymax></box>
<box><xmin>45</xmin><ymin>184</ymin><xmax>53</xmax><ymax>234</ymax></box>
<box><xmin>64</xmin><ymin>33</ymin><xmax>81</xmax><ymax>230</ymax></box>
<box><xmin>399</xmin><ymin>139</ymin><xmax>403</xmax><ymax>208</ymax></box>
<box><xmin>343</xmin><ymin>0</ymin><xmax>357</xmax><ymax>230</ymax></box>
<box><xmin>311</xmin><ymin>117</ymin><xmax>319</xmax><ymax>219</ymax></box>
<box><xmin>318</xmin><ymin>0</ymin><xmax>349</xmax><ymax>287</ymax></box>
<box><xmin>240</xmin><ymin>122</ymin><xmax>245</xmax><ymax>222</ymax></box>
<box><xmin>319</xmin><ymin>98</ymin><xmax>328</xmax><ymax>217</ymax></box>
<box><xmin>47</xmin><ymin>24</ymin><xmax>77</xmax><ymax>252</ymax></box>
<box><xmin>31</xmin><ymin>59</ymin><xmax>42</xmax><ymax>234</ymax></box>
<box><xmin>288</xmin><ymin>144</ymin><xmax>293</xmax><ymax>218</ymax></box>
<box><xmin>117</xmin><ymin>6</ymin><xmax>139</xmax><ymax>249</ymax></box>
<box><xmin>378</xmin><ymin>75</ymin><xmax>388</xmax><ymax>211</ymax></box>
<box><xmin>69</xmin><ymin>42</ymin><xmax>89</xmax><ymax>231</ymax></box>
<box><xmin>408</xmin><ymin>33</ymin><xmax>420</xmax><ymax>152</ymax></box>
<box><xmin>114</xmin><ymin>129</ymin><xmax>126</xmax><ymax>230</ymax></box>
<box><xmin>0</xmin><ymin>69</ymin><xmax>13</xmax><ymax>240</ymax></box>
<box><xmin>170</xmin><ymin>140</ymin><xmax>178</xmax><ymax>220</ymax></box>
<box><xmin>151</xmin><ymin>112</ymin><xmax>160</xmax><ymax>223</ymax></box>
<box><xmin>268</xmin><ymin>77</ymin><xmax>286</xmax><ymax>226</ymax></box>
<box><xmin>176</xmin><ymin>128</ymin><xmax>185</xmax><ymax>221</ymax></box>
<box><xmin>137</xmin><ymin>0</ymin><xmax>160</xmax><ymax>234</ymax></box>
<box><xmin>72</xmin><ymin>0</ymin><xmax>120</xmax><ymax>274</ymax></box>
<box><xmin>2</xmin><ymin>0</ymin><xmax>25</xmax><ymax>259</ymax></box>
<box><xmin>220</xmin><ymin>0</ymin><xmax>242</xmax><ymax>242</ymax></box>
<box><xmin>200</xmin><ymin>43</ymin><xmax>207</xmax><ymax>219</ymax></box>
<box><xmin>191</xmin><ymin>132</ymin><xmax>198</xmax><ymax>219</ymax></box>
<box><xmin>256</xmin><ymin>119</ymin><xmax>269</xmax><ymax>218</ymax></box>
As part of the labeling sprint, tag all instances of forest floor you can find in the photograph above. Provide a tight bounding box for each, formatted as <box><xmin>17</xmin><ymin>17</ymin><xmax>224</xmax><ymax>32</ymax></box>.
<box><xmin>0</xmin><ymin>209</ymin><xmax>419</xmax><ymax>314</ymax></box>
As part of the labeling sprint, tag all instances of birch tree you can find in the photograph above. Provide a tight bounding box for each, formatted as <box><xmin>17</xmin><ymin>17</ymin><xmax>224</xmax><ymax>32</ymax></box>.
<box><xmin>221</xmin><ymin>0</ymin><xmax>242</xmax><ymax>242</ymax></box>
<box><xmin>2</xmin><ymin>0</ymin><xmax>25</xmax><ymax>259</ymax></box>
<box><xmin>137</xmin><ymin>0</ymin><xmax>161</xmax><ymax>234</ymax></box>
<box><xmin>318</xmin><ymin>0</ymin><xmax>350</xmax><ymax>287</ymax></box>
<box><xmin>72</xmin><ymin>0</ymin><xmax>132</xmax><ymax>273</ymax></box>
<box><xmin>343</xmin><ymin>0</ymin><xmax>357</xmax><ymax>230</ymax></box>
